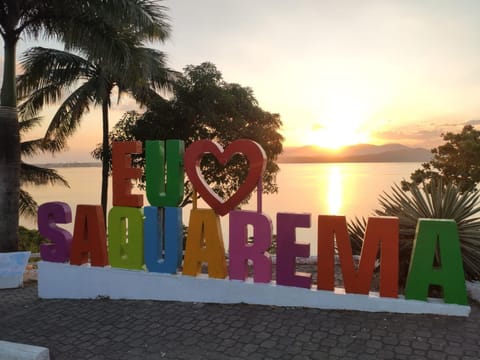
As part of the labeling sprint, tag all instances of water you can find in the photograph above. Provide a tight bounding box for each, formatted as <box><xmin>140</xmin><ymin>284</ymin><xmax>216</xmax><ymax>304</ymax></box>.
<box><xmin>21</xmin><ymin>162</ymin><xmax>421</xmax><ymax>254</ymax></box>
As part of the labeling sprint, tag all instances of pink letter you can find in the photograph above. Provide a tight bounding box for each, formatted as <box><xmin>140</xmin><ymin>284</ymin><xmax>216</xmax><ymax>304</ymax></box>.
<box><xmin>229</xmin><ymin>210</ymin><xmax>272</xmax><ymax>283</ymax></box>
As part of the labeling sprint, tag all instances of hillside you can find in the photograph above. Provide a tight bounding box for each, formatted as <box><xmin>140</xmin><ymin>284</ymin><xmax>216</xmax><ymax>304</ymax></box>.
<box><xmin>278</xmin><ymin>144</ymin><xmax>432</xmax><ymax>163</ymax></box>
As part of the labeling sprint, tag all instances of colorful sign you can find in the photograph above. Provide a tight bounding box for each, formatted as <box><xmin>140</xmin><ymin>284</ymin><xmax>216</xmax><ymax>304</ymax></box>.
<box><xmin>37</xmin><ymin>139</ymin><xmax>469</xmax><ymax>309</ymax></box>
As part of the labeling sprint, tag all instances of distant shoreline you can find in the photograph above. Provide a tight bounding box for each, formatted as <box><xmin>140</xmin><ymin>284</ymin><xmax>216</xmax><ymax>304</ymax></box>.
<box><xmin>277</xmin><ymin>157</ymin><xmax>428</xmax><ymax>164</ymax></box>
<box><xmin>33</xmin><ymin>162</ymin><xmax>101</xmax><ymax>168</ymax></box>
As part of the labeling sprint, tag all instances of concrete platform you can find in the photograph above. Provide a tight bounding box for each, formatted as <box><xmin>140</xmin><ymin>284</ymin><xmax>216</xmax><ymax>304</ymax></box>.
<box><xmin>38</xmin><ymin>261</ymin><xmax>470</xmax><ymax>316</ymax></box>
<box><xmin>0</xmin><ymin>340</ymin><xmax>49</xmax><ymax>360</ymax></box>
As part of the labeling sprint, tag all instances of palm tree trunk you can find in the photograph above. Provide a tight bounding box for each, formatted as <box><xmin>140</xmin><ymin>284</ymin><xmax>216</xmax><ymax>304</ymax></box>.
<box><xmin>1</xmin><ymin>35</ymin><xmax>17</xmax><ymax>107</ymax></box>
<box><xmin>101</xmin><ymin>99</ymin><xmax>110</xmax><ymax>221</ymax></box>
<box><xmin>0</xmin><ymin>107</ymin><xmax>20</xmax><ymax>252</ymax></box>
<box><xmin>0</xmin><ymin>35</ymin><xmax>20</xmax><ymax>251</ymax></box>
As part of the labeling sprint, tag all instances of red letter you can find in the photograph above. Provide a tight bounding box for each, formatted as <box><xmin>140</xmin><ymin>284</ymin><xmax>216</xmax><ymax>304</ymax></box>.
<box><xmin>317</xmin><ymin>215</ymin><xmax>398</xmax><ymax>298</ymax></box>
<box><xmin>112</xmin><ymin>141</ymin><xmax>143</xmax><ymax>207</ymax></box>
<box><xmin>70</xmin><ymin>205</ymin><xmax>108</xmax><ymax>267</ymax></box>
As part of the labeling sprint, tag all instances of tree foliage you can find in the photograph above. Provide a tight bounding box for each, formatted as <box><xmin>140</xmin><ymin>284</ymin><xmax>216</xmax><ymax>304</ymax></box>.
<box><xmin>0</xmin><ymin>0</ymin><xmax>170</xmax><ymax>251</ymax></box>
<box><xmin>403</xmin><ymin>125</ymin><xmax>480</xmax><ymax>192</ymax></box>
<box><xmin>16</xmin><ymin>6</ymin><xmax>173</xmax><ymax>219</ymax></box>
<box><xmin>19</xmin><ymin>116</ymin><xmax>69</xmax><ymax>219</ymax></box>
<box><xmin>18</xmin><ymin>226</ymin><xmax>48</xmax><ymax>253</ymax></box>
<box><xmin>93</xmin><ymin>62</ymin><xmax>284</xmax><ymax>206</ymax></box>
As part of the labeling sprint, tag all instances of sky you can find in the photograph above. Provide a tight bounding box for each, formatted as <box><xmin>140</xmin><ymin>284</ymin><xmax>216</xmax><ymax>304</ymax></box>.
<box><xmin>4</xmin><ymin>0</ymin><xmax>480</xmax><ymax>162</ymax></box>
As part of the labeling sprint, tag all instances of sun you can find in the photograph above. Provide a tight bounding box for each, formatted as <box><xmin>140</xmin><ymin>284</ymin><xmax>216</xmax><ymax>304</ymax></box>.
<box><xmin>308</xmin><ymin>125</ymin><xmax>369</xmax><ymax>150</ymax></box>
<box><xmin>307</xmin><ymin>92</ymin><xmax>373</xmax><ymax>149</ymax></box>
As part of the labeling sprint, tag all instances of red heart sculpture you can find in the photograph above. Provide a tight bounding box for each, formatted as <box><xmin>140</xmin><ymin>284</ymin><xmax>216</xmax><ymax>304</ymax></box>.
<box><xmin>184</xmin><ymin>139</ymin><xmax>267</xmax><ymax>216</ymax></box>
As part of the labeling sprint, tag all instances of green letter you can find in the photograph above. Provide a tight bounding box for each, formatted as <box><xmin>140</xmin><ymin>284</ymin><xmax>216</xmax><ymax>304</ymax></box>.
<box><xmin>405</xmin><ymin>219</ymin><xmax>467</xmax><ymax>305</ymax></box>
<box><xmin>108</xmin><ymin>206</ymin><xmax>144</xmax><ymax>270</ymax></box>
<box><xmin>146</xmin><ymin>140</ymin><xmax>184</xmax><ymax>207</ymax></box>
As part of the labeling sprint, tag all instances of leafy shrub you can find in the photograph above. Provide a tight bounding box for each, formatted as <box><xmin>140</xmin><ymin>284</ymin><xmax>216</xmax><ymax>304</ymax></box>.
<box><xmin>348</xmin><ymin>180</ymin><xmax>480</xmax><ymax>286</ymax></box>
<box><xmin>18</xmin><ymin>226</ymin><xmax>48</xmax><ymax>253</ymax></box>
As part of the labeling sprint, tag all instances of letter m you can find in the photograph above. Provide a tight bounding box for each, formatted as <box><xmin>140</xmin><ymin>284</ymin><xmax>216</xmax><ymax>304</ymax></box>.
<box><xmin>317</xmin><ymin>216</ymin><xmax>399</xmax><ymax>298</ymax></box>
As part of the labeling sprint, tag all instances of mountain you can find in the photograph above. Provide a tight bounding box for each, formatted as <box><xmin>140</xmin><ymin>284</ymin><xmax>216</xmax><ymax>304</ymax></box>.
<box><xmin>278</xmin><ymin>143</ymin><xmax>432</xmax><ymax>163</ymax></box>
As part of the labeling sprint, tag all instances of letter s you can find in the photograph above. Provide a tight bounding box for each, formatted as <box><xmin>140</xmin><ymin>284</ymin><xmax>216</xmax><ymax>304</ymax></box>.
<box><xmin>38</xmin><ymin>202</ymin><xmax>72</xmax><ymax>263</ymax></box>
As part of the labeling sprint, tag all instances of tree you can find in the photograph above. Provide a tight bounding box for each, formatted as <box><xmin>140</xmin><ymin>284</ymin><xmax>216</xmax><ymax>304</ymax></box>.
<box><xmin>19</xmin><ymin>115</ymin><xmax>68</xmax><ymax>219</ymax></box>
<box><xmin>17</xmin><ymin>42</ymin><xmax>174</xmax><ymax>219</ymax></box>
<box><xmin>93</xmin><ymin>62</ymin><xmax>284</xmax><ymax>206</ymax></box>
<box><xmin>0</xmin><ymin>0</ymin><xmax>171</xmax><ymax>251</ymax></box>
<box><xmin>403</xmin><ymin>125</ymin><xmax>480</xmax><ymax>192</ymax></box>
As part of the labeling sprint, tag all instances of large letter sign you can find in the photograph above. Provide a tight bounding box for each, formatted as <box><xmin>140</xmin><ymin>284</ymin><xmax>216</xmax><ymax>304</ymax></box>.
<box><xmin>37</xmin><ymin>138</ymin><xmax>471</xmax><ymax>315</ymax></box>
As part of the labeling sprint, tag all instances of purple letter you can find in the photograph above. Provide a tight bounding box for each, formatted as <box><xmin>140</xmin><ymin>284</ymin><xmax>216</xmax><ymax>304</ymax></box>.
<box><xmin>38</xmin><ymin>202</ymin><xmax>72</xmax><ymax>262</ymax></box>
<box><xmin>276</xmin><ymin>213</ymin><xmax>312</xmax><ymax>289</ymax></box>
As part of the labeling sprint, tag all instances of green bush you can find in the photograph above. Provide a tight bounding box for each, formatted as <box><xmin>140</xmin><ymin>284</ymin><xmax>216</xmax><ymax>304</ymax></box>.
<box><xmin>348</xmin><ymin>180</ymin><xmax>480</xmax><ymax>286</ymax></box>
<box><xmin>18</xmin><ymin>226</ymin><xmax>48</xmax><ymax>253</ymax></box>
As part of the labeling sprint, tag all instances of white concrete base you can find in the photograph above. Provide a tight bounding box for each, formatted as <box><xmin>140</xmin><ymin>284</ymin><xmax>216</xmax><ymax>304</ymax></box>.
<box><xmin>0</xmin><ymin>340</ymin><xmax>49</xmax><ymax>360</ymax></box>
<box><xmin>38</xmin><ymin>261</ymin><xmax>470</xmax><ymax>317</ymax></box>
<box><xmin>0</xmin><ymin>252</ymin><xmax>31</xmax><ymax>289</ymax></box>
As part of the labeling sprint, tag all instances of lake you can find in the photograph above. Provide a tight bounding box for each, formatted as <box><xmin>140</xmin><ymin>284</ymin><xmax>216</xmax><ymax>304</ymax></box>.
<box><xmin>21</xmin><ymin>162</ymin><xmax>421</xmax><ymax>254</ymax></box>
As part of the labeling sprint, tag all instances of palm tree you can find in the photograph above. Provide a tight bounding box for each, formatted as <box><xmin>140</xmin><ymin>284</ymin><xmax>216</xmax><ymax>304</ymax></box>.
<box><xmin>19</xmin><ymin>116</ymin><xmax>68</xmax><ymax>219</ymax></box>
<box><xmin>17</xmin><ymin>42</ymin><xmax>174</xmax><ymax>219</ymax></box>
<box><xmin>0</xmin><ymin>0</ymin><xmax>170</xmax><ymax>251</ymax></box>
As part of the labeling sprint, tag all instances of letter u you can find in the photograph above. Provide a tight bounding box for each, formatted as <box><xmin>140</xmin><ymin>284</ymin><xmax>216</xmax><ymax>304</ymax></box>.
<box><xmin>145</xmin><ymin>140</ymin><xmax>184</xmax><ymax>207</ymax></box>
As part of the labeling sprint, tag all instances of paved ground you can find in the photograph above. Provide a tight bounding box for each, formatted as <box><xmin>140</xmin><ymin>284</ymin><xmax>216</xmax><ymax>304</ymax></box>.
<box><xmin>1</xmin><ymin>283</ymin><xmax>480</xmax><ymax>360</ymax></box>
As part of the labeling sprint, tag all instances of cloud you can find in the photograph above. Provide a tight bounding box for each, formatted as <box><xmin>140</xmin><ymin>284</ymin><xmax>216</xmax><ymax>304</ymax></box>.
<box><xmin>370</xmin><ymin>118</ymin><xmax>471</xmax><ymax>148</ymax></box>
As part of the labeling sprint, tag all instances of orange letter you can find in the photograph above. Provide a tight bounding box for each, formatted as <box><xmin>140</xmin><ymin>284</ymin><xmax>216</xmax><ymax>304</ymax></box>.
<box><xmin>70</xmin><ymin>205</ymin><xmax>108</xmax><ymax>267</ymax></box>
<box><xmin>182</xmin><ymin>209</ymin><xmax>227</xmax><ymax>279</ymax></box>
<box><xmin>112</xmin><ymin>141</ymin><xmax>143</xmax><ymax>207</ymax></box>
<box><xmin>317</xmin><ymin>215</ymin><xmax>398</xmax><ymax>298</ymax></box>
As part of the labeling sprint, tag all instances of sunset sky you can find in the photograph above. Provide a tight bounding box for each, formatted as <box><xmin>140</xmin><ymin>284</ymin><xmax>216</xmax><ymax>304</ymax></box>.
<box><xmin>5</xmin><ymin>0</ymin><xmax>480</xmax><ymax>162</ymax></box>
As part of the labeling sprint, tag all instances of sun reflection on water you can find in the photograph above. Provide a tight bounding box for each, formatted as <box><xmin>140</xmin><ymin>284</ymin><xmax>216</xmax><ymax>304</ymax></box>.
<box><xmin>327</xmin><ymin>166</ymin><xmax>342</xmax><ymax>214</ymax></box>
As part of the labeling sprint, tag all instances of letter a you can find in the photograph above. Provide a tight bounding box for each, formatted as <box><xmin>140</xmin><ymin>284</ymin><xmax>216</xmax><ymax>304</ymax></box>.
<box><xmin>70</xmin><ymin>205</ymin><xmax>108</xmax><ymax>266</ymax></box>
<box><xmin>183</xmin><ymin>209</ymin><xmax>227</xmax><ymax>279</ymax></box>
<box><xmin>405</xmin><ymin>219</ymin><xmax>467</xmax><ymax>305</ymax></box>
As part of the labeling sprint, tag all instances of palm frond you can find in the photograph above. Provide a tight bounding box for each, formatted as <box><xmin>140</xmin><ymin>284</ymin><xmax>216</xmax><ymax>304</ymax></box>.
<box><xmin>18</xmin><ymin>83</ymin><xmax>65</xmax><ymax>119</ymax></box>
<box><xmin>19</xmin><ymin>189</ymin><xmax>38</xmax><ymax>220</ymax></box>
<box><xmin>18</xmin><ymin>47</ymin><xmax>93</xmax><ymax>99</ymax></box>
<box><xmin>20</xmin><ymin>162</ymin><xmax>69</xmax><ymax>187</ymax></box>
<box><xmin>19</xmin><ymin>116</ymin><xmax>42</xmax><ymax>133</ymax></box>
<box><xmin>43</xmin><ymin>79</ymin><xmax>98</xmax><ymax>149</ymax></box>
